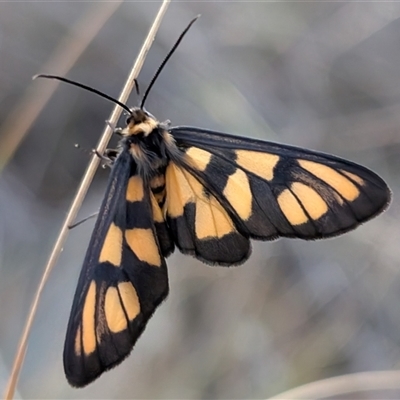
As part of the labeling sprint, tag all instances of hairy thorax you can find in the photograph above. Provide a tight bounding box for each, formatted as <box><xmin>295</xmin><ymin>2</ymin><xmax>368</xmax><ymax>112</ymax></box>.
<box><xmin>120</xmin><ymin>107</ymin><xmax>178</xmax><ymax>209</ymax></box>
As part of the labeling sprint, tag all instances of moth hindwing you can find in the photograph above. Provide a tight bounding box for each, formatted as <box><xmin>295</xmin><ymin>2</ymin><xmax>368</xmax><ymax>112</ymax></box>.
<box><xmin>64</xmin><ymin>107</ymin><xmax>390</xmax><ymax>387</ymax></box>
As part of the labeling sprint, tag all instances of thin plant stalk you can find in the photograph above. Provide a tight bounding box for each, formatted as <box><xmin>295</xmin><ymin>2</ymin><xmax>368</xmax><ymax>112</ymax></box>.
<box><xmin>4</xmin><ymin>1</ymin><xmax>170</xmax><ymax>398</ymax></box>
<box><xmin>268</xmin><ymin>370</ymin><xmax>400</xmax><ymax>399</ymax></box>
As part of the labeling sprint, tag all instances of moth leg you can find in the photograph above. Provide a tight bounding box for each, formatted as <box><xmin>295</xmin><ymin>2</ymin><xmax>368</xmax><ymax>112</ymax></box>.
<box><xmin>105</xmin><ymin>120</ymin><xmax>123</xmax><ymax>136</ymax></box>
<box><xmin>68</xmin><ymin>211</ymin><xmax>99</xmax><ymax>229</ymax></box>
<box><xmin>93</xmin><ymin>148</ymin><xmax>118</xmax><ymax>168</ymax></box>
<box><xmin>69</xmin><ymin>146</ymin><xmax>118</xmax><ymax>229</ymax></box>
<box><xmin>160</xmin><ymin>119</ymin><xmax>171</xmax><ymax>129</ymax></box>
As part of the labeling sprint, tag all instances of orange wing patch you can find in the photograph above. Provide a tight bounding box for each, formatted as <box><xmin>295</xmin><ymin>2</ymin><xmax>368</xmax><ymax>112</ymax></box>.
<box><xmin>125</xmin><ymin>228</ymin><xmax>162</xmax><ymax>267</ymax></box>
<box><xmin>118</xmin><ymin>281</ymin><xmax>140</xmax><ymax>320</ymax></box>
<box><xmin>104</xmin><ymin>283</ymin><xmax>140</xmax><ymax>333</ymax></box>
<box><xmin>126</xmin><ymin>176</ymin><xmax>144</xmax><ymax>202</ymax></box>
<box><xmin>298</xmin><ymin>160</ymin><xmax>360</xmax><ymax>201</ymax></box>
<box><xmin>235</xmin><ymin>150</ymin><xmax>279</xmax><ymax>181</ymax></box>
<box><xmin>99</xmin><ymin>223</ymin><xmax>123</xmax><ymax>266</ymax></box>
<box><xmin>104</xmin><ymin>287</ymin><xmax>128</xmax><ymax>333</ymax></box>
<box><xmin>166</xmin><ymin>163</ymin><xmax>236</xmax><ymax>239</ymax></box>
<box><xmin>81</xmin><ymin>281</ymin><xmax>97</xmax><ymax>355</ymax></box>
<box><xmin>223</xmin><ymin>168</ymin><xmax>252</xmax><ymax>221</ymax></box>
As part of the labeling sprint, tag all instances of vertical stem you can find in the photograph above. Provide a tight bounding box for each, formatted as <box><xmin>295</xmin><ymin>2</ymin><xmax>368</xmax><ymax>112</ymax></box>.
<box><xmin>3</xmin><ymin>1</ymin><xmax>170</xmax><ymax>398</ymax></box>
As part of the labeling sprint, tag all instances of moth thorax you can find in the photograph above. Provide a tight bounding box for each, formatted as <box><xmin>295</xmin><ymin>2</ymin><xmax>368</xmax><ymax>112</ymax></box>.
<box><xmin>128</xmin><ymin>139</ymin><xmax>168</xmax><ymax>179</ymax></box>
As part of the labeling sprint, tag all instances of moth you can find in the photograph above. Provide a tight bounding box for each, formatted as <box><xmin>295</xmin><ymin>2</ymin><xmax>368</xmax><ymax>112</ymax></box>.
<box><xmin>36</xmin><ymin>18</ymin><xmax>391</xmax><ymax>387</ymax></box>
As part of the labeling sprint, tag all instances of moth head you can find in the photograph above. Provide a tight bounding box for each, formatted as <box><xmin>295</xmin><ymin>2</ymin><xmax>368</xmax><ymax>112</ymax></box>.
<box><xmin>123</xmin><ymin>107</ymin><xmax>159</xmax><ymax>137</ymax></box>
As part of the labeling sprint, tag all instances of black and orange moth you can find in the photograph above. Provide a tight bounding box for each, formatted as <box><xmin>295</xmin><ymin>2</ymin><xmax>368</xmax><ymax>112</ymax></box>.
<box><xmin>36</xmin><ymin>19</ymin><xmax>390</xmax><ymax>388</ymax></box>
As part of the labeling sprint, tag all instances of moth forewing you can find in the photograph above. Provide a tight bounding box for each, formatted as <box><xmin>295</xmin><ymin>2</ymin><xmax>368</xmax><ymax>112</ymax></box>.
<box><xmin>168</xmin><ymin>127</ymin><xmax>390</xmax><ymax>242</ymax></box>
<box><xmin>63</xmin><ymin>146</ymin><xmax>169</xmax><ymax>387</ymax></box>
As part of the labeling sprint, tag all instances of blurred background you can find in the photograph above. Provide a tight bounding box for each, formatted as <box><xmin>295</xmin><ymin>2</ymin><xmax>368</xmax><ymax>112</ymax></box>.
<box><xmin>0</xmin><ymin>1</ymin><xmax>399</xmax><ymax>399</ymax></box>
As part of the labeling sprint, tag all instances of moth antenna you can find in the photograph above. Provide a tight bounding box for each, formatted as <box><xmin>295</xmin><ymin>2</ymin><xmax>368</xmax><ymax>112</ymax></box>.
<box><xmin>140</xmin><ymin>15</ymin><xmax>200</xmax><ymax>109</ymax></box>
<box><xmin>33</xmin><ymin>74</ymin><xmax>133</xmax><ymax>115</ymax></box>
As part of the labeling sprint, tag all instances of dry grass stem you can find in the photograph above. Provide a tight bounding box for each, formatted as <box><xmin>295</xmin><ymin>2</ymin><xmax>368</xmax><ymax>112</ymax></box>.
<box><xmin>268</xmin><ymin>370</ymin><xmax>400</xmax><ymax>399</ymax></box>
<box><xmin>3</xmin><ymin>0</ymin><xmax>170</xmax><ymax>398</ymax></box>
